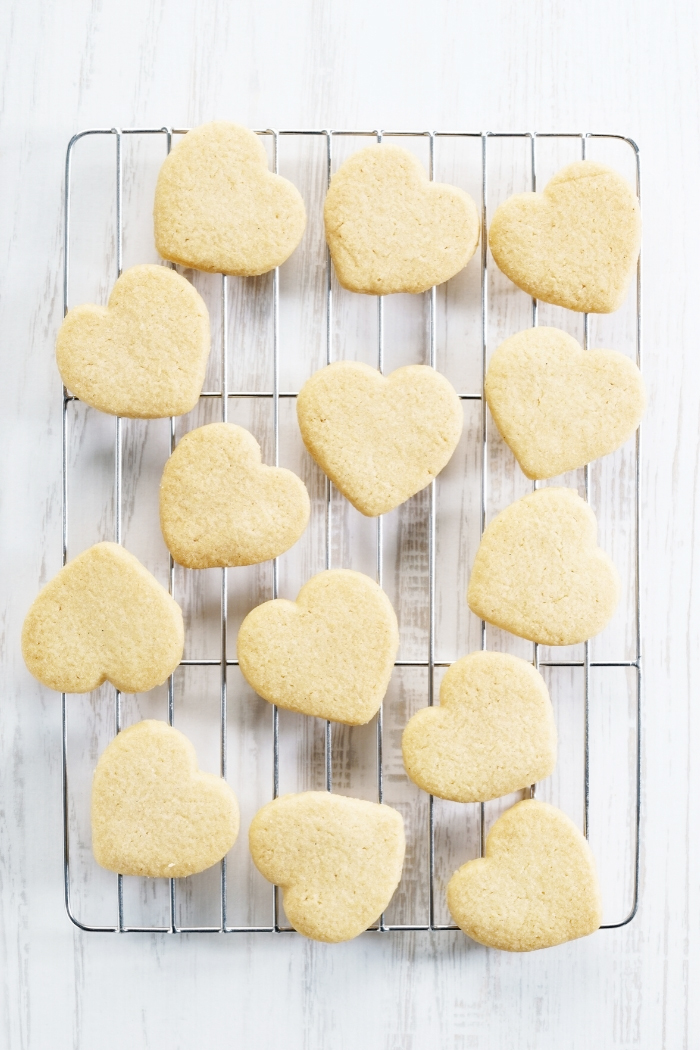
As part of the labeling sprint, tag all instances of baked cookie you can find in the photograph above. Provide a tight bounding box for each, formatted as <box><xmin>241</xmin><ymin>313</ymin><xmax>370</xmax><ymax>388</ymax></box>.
<box><xmin>402</xmin><ymin>651</ymin><xmax>556</xmax><ymax>802</ymax></box>
<box><xmin>485</xmin><ymin>326</ymin><xmax>646</xmax><ymax>479</ymax></box>
<box><xmin>154</xmin><ymin>122</ymin><xmax>306</xmax><ymax>275</ymax></box>
<box><xmin>237</xmin><ymin>569</ymin><xmax>399</xmax><ymax>725</ymax></box>
<box><xmin>489</xmin><ymin>160</ymin><xmax>641</xmax><ymax>313</ymax></box>
<box><xmin>467</xmin><ymin>488</ymin><xmax>619</xmax><ymax>646</ymax></box>
<box><xmin>297</xmin><ymin>361</ymin><xmax>463</xmax><ymax>516</ymax></box>
<box><xmin>249</xmin><ymin>792</ymin><xmax>405</xmax><ymax>942</ymax></box>
<box><xmin>447</xmin><ymin>799</ymin><xmax>602</xmax><ymax>951</ymax></box>
<box><xmin>92</xmin><ymin>720</ymin><xmax>239</xmax><ymax>877</ymax></box>
<box><xmin>56</xmin><ymin>264</ymin><xmax>210</xmax><ymax>418</ymax></box>
<box><xmin>159</xmin><ymin>423</ymin><xmax>310</xmax><ymax>568</ymax></box>
<box><xmin>22</xmin><ymin>543</ymin><xmax>183</xmax><ymax>693</ymax></box>
<box><xmin>324</xmin><ymin>144</ymin><xmax>479</xmax><ymax>294</ymax></box>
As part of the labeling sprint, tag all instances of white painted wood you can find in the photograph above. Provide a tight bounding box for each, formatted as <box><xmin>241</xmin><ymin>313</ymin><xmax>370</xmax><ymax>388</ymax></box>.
<box><xmin>1</xmin><ymin>0</ymin><xmax>698</xmax><ymax>1045</ymax></box>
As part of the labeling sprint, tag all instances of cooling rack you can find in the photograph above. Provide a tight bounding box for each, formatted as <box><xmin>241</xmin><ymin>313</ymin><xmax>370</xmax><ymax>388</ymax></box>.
<box><xmin>61</xmin><ymin>127</ymin><xmax>641</xmax><ymax>934</ymax></box>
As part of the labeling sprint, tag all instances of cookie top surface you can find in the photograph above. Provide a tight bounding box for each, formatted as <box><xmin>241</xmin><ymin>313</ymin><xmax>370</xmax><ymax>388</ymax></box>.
<box><xmin>297</xmin><ymin>361</ymin><xmax>463</xmax><ymax>516</ymax></box>
<box><xmin>447</xmin><ymin>799</ymin><xmax>602</xmax><ymax>951</ymax></box>
<box><xmin>159</xmin><ymin>422</ymin><xmax>310</xmax><ymax>568</ymax></box>
<box><xmin>402</xmin><ymin>651</ymin><xmax>557</xmax><ymax>802</ymax></box>
<box><xmin>467</xmin><ymin>487</ymin><xmax>619</xmax><ymax>646</ymax></box>
<box><xmin>92</xmin><ymin>720</ymin><xmax>239</xmax><ymax>878</ymax></box>
<box><xmin>485</xmin><ymin>326</ymin><xmax>646</xmax><ymax>479</ymax></box>
<box><xmin>56</xmin><ymin>264</ymin><xmax>210</xmax><ymax>418</ymax></box>
<box><xmin>324</xmin><ymin>144</ymin><xmax>479</xmax><ymax>295</ymax></box>
<box><xmin>249</xmin><ymin>791</ymin><xmax>405</xmax><ymax>942</ymax></box>
<box><xmin>489</xmin><ymin>160</ymin><xmax>641</xmax><ymax>313</ymax></box>
<box><xmin>237</xmin><ymin>568</ymin><xmax>399</xmax><ymax>725</ymax></box>
<box><xmin>154</xmin><ymin>122</ymin><xmax>306</xmax><ymax>275</ymax></box>
<box><xmin>21</xmin><ymin>542</ymin><xmax>184</xmax><ymax>693</ymax></box>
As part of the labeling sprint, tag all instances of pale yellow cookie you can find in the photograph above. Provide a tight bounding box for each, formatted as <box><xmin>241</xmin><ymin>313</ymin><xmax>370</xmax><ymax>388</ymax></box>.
<box><xmin>402</xmin><ymin>652</ymin><xmax>556</xmax><ymax>802</ymax></box>
<box><xmin>297</xmin><ymin>361</ymin><xmax>463</xmax><ymax>516</ymax></box>
<box><xmin>467</xmin><ymin>488</ymin><xmax>619</xmax><ymax>646</ymax></box>
<box><xmin>56</xmin><ymin>264</ymin><xmax>210</xmax><ymax>418</ymax></box>
<box><xmin>92</xmin><ymin>720</ymin><xmax>239</xmax><ymax>878</ymax></box>
<box><xmin>447</xmin><ymin>799</ymin><xmax>602</xmax><ymax>951</ymax></box>
<box><xmin>485</xmin><ymin>327</ymin><xmax>646</xmax><ymax>479</ymax></box>
<box><xmin>249</xmin><ymin>792</ymin><xmax>405</xmax><ymax>942</ymax></box>
<box><xmin>489</xmin><ymin>160</ymin><xmax>641</xmax><ymax>313</ymax></box>
<box><xmin>154</xmin><ymin>122</ymin><xmax>306</xmax><ymax>275</ymax></box>
<box><xmin>237</xmin><ymin>569</ymin><xmax>398</xmax><ymax>725</ymax></box>
<box><xmin>324</xmin><ymin>144</ymin><xmax>480</xmax><ymax>294</ymax></box>
<box><xmin>22</xmin><ymin>543</ymin><xmax>183</xmax><ymax>693</ymax></box>
<box><xmin>159</xmin><ymin>423</ymin><xmax>310</xmax><ymax>569</ymax></box>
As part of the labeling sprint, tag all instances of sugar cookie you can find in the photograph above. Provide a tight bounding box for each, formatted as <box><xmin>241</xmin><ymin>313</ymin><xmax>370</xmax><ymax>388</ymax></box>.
<box><xmin>324</xmin><ymin>144</ymin><xmax>479</xmax><ymax>294</ymax></box>
<box><xmin>402</xmin><ymin>651</ymin><xmax>556</xmax><ymax>802</ymax></box>
<box><xmin>249</xmin><ymin>792</ymin><xmax>405</xmax><ymax>942</ymax></box>
<box><xmin>467</xmin><ymin>488</ymin><xmax>619</xmax><ymax>646</ymax></box>
<box><xmin>159</xmin><ymin>423</ymin><xmax>310</xmax><ymax>568</ymax></box>
<box><xmin>92</xmin><ymin>720</ymin><xmax>239</xmax><ymax>877</ymax></box>
<box><xmin>489</xmin><ymin>160</ymin><xmax>641</xmax><ymax>313</ymax></box>
<box><xmin>485</xmin><ymin>327</ymin><xmax>645</xmax><ymax>479</ymax></box>
<box><xmin>237</xmin><ymin>569</ymin><xmax>398</xmax><ymax>725</ymax></box>
<box><xmin>22</xmin><ymin>543</ymin><xmax>183</xmax><ymax>693</ymax></box>
<box><xmin>154</xmin><ymin>122</ymin><xmax>306</xmax><ymax>275</ymax></box>
<box><xmin>56</xmin><ymin>265</ymin><xmax>210</xmax><ymax>418</ymax></box>
<box><xmin>447</xmin><ymin>799</ymin><xmax>602</xmax><ymax>951</ymax></box>
<box><xmin>297</xmin><ymin>361</ymin><xmax>462</xmax><ymax>516</ymax></box>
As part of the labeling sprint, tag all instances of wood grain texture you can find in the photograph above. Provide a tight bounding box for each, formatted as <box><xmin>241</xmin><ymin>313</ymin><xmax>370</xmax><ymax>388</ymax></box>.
<box><xmin>1</xmin><ymin>0</ymin><xmax>699</xmax><ymax>1046</ymax></box>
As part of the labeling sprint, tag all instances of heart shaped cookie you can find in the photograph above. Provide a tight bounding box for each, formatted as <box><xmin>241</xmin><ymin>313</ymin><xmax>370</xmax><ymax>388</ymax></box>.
<box><xmin>467</xmin><ymin>488</ymin><xmax>619</xmax><ymax>646</ymax></box>
<box><xmin>159</xmin><ymin>422</ymin><xmax>310</xmax><ymax>568</ymax></box>
<box><xmin>447</xmin><ymin>799</ymin><xmax>602</xmax><ymax>951</ymax></box>
<box><xmin>485</xmin><ymin>326</ymin><xmax>646</xmax><ymax>479</ymax></box>
<box><xmin>92</xmin><ymin>720</ymin><xmax>239</xmax><ymax>877</ymax></box>
<box><xmin>154</xmin><ymin>122</ymin><xmax>306</xmax><ymax>275</ymax></box>
<box><xmin>237</xmin><ymin>569</ymin><xmax>399</xmax><ymax>725</ymax></box>
<box><xmin>297</xmin><ymin>362</ymin><xmax>463</xmax><ymax>516</ymax></box>
<box><xmin>249</xmin><ymin>792</ymin><xmax>405</xmax><ymax>942</ymax></box>
<box><xmin>489</xmin><ymin>160</ymin><xmax>641</xmax><ymax>313</ymax></box>
<box><xmin>324</xmin><ymin>144</ymin><xmax>480</xmax><ymax>294</ymax></box>
<box><xmin>56</xmin><ymin>264</ymin><xmax>210</xmax><ymax>418</ymax></box>
<box><xmin>402</xmin><ymin>651</ymin><xmax>556</xmax><ymax>802</ymax></box>
<box><xmin>22</xmin><ymin>543</ymin><xmax>184</xmax><ymax>693</ymax></box>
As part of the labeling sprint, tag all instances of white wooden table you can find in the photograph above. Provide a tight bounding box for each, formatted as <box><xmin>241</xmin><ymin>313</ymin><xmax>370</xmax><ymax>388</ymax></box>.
<box><xmin>1</xmin><ymin>0</ymin><xmax>698</xmax><ymax>1045</ymax></box>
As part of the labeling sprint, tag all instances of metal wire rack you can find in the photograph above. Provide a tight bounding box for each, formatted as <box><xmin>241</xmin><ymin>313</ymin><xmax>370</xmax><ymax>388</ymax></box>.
<box><xmin>61</xmin><ymin>127</ymin><xmax>641</xmax><ymax>934</ymax></box>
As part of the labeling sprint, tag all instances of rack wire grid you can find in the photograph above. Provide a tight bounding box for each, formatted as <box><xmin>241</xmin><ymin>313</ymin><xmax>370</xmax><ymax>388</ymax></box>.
<box><xmin>61</xmin><ymin>127</ymin><xmax>641</xmax><ymax>935</ymax></box>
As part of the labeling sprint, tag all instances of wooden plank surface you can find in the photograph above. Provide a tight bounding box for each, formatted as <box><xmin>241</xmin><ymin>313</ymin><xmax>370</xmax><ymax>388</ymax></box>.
<box><xmin>1</xmin><ymin>0</ymin><xmax>698</xmax><ymax>1045</ymax></box>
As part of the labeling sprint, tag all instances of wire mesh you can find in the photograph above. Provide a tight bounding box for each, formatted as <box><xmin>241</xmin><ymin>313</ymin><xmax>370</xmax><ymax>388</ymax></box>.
<box><xmin>61</xmin><ymin>127</ymin><xmax>641</xmax><ymax>934</ymax></box>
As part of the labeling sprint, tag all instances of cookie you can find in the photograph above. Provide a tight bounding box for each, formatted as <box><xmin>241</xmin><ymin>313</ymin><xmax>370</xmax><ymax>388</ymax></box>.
<box><xmin>92</xmin><ymin>720</ymin><xmax>239</xmax><ymax>877</ymax></box>
<box><xmin>22</xmin><ymin>543</ymin><xmax>183</xmax><ymax>693</ymax></box>
<box><xmin>237</xmin><ymin>569</ymin><xmax>399</xmax><ymax>725</ymax></box>
<box><xmin>297</xmin><ymin>361</ymin><xmax>463</xmax><ymax>516</ymax></box>
<box><xmin>56</xmin><ymin>264</ymin><xmax>210</xmax><ymax>418</ymax></box>
<box><xmin>402</xmin><ymin>651</ymin><xmax>556</xmax><ymax>802</ymax></box>
<box><xmin>324</xmin><ymin>144</ymin><xmax>480</xmax><ymax>294</ymax></box>
<box><xmin>489</xmin><ymin>160</ymin><xmax>641</xmax><ymax>313</ymax></box>
<box><xmin>467</xmin><ymin>488</ymin><xmax>619</xmax><ymax>646</ymax></box>
<box><xmin>159</xmin><ymin>423</ymin><xmax>310</xmax><ymax>568</ymax></box>
<box><xmin>447</xmin><ymin>799</ymin><xmax>602</xmax><ymax>951</ymax></box>
<box><xmin>154</xmin><ymin>122</ymin><xmax>306</xmax><ymax>275</ymax></box>
<box><xmin>485</xmin><ymin>326</ymin><xmax>646</xmax><ymax>479</ymax></box>
<box><xmin>249</xmin><ymin>792</ymin><xmax>405</xmax><ymax>942</ymax></box>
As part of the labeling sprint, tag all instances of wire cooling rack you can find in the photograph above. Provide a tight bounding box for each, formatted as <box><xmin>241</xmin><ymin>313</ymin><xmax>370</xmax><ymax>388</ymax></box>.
<box><xmin>61</xmin><ymin>127</ymin><xmax>641</xmax><ymax>934</ymax></box>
